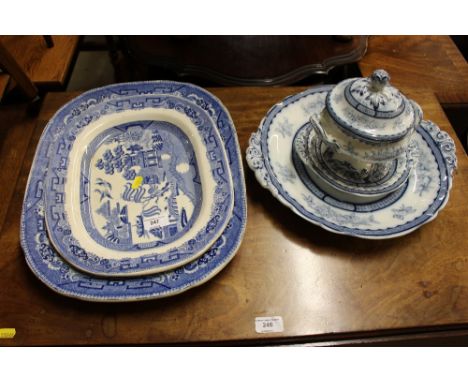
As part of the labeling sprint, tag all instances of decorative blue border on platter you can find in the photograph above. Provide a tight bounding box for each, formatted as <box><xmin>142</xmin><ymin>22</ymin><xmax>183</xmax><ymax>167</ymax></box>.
<box><xmin>20</xmin><ymin>81</ymin><xmax>247</xmax><ymax>301</ymax></box>
<box><xmin>247</xmin><ymin>85</ymin><xmax>456</xmax><ymax>239</ymax></box>
<box><xmin>44</xmin><ymin>92</ymin><xmax>234</xmax><ymax>276</ymax></box>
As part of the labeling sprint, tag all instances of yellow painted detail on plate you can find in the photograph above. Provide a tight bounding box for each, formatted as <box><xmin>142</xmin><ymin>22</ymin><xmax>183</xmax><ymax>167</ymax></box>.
<box><xmin>132</xmin><ymin>176</ymin><xmax>143</xmax><ymax>189</ymax></box>
<box><xmin>0</xmin><ymin>328</ymin><xmax>16</xmax><ymax>339</ymax></box>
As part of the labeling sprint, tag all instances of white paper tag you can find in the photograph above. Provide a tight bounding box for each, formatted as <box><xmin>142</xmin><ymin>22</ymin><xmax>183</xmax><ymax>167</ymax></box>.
<box><xmin>255</xmin><ymin>316</ymin><xmax>284</xmax><ymax>334</ymax></box>
<box><xmin>144</xmin><ymin>214</ymin><xmax>171</xmax><ymax>231</ymax></box>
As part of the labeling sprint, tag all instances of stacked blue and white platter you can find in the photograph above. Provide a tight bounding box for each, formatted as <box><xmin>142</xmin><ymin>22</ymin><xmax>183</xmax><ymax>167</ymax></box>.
<box><xmin>20</xmin><ymin>82</ymin><xmax>247</xmax><ymax>302</ymax></box>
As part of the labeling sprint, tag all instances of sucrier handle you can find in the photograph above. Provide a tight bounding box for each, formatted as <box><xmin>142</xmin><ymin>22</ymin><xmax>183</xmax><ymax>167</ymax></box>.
<box><xmin>309</xmin><ymin>115</ymin><xmax>340</xmax><ymax>151</ymax></box>
<box><xmin>410</xmin><ymin>99</ymin><xmax>423</xmax><ymax>128</ymax></box>
<box><xmin>370</xmin><ymin>69</ymin><xmax>390</xmax><ymax>92</ymax></box>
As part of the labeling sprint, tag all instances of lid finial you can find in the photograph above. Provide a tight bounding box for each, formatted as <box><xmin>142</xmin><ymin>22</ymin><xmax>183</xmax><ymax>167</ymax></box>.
<box><xmin>370</xmin><ymin>69</ymin><xmax>390</xmax><ymax>91</ymax></box>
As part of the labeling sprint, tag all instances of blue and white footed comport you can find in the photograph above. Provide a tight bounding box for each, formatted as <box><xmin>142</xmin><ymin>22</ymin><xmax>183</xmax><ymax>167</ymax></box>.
<box><xmin>246</xmin><ymin>85</ymin><xmax>457</xmax><ymax>239</ymax></box>
<box><xmin>20</xmin><ymin>81</ymin><xmax>246</xmax><ymax>301</ymax></box>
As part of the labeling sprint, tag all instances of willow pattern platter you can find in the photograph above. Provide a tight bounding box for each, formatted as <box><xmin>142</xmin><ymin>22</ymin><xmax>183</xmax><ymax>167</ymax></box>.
<box><xmin>20</xmin><ymin>81</ymin><xmax>246</xmax><ymax>301</ymax></box>
<box><xmin>44</xmin><ymin>91</ymin><xmax>234</xmax><ymax>277</ymax></box>
<box><xmin>246</xmin><ymin>86</ymin><xmax>457</xmax><ymax>239</ymax></box>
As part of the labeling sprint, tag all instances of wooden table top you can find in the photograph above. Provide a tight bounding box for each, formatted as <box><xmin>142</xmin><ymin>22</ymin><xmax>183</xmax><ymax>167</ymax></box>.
<box><xmin>0</xmin><ymin>73</ymin><xmax>10</xmax><ymax>102</ymax></box>
<box><xmin>359</xmin><ymin>35</ymin><xmax>468</xmax><ymax>104</ymax></box>
<box><xmin>1</xmin><ymin>86</ymin><xmax>467</xmax><ymax>346</ymax></box>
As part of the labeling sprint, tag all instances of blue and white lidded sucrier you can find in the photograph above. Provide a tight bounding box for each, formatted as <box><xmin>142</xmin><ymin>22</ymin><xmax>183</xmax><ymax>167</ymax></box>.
<box><xmin>309</xmin><ymin>69</ymin><xmax>422</xmax><ymax>183</ymax></box>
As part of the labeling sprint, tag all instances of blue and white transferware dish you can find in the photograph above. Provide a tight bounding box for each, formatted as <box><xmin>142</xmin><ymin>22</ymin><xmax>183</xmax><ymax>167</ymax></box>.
<box><xmin>44</xmin><ymin>89</ymin><xmax>235</xmax><ymax>277</ymax></box>
<box><xmin>293</xmin><ymin>123</ymin><xmax>413</xmax><ymax>203</ymax></box>
<box><xmin>246</xmin><ymin>85</ymin><xmax>457</xmax><ymax>239</ymax></box>
<box><xmin>309</xmin><ymin>69</ymin><xmax>422</xmax><ymax>185</ymax></box>
<box><xmin>20</xmin><ymin>81</ymin><xmax>247</xmax><ymax>301</ymax></box>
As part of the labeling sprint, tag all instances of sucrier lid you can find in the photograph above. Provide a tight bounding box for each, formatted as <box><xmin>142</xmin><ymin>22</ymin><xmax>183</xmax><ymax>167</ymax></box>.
<box><xmin>325</xmin><ymin>69</ymin><xmax>418</xmax><ymax>143</ymax></box>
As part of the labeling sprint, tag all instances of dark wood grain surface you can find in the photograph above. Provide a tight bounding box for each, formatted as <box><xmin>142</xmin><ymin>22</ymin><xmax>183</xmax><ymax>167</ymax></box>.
<box><xmin>0</xmin><ymin>85</ymin><xmax>467</xmax><ymax>346</ymax></box>
<box><xmin>0</xmin><ymin>73</ymin><xmax>10</xmax><ymax>101</ymax></box>
<box><xmin>359</xmin><ymin>36</ymin><xmax>468</xmax><ymax>104</ymax></box>
<box><xmin>122</xmin><ymin>36</ymin><xmax>368</xmax><ymax>85</ymax></box>
<box><xmin>0</xmin><ymin>103</ymin><xmax>39</xmax><ymax>232</ymax></box>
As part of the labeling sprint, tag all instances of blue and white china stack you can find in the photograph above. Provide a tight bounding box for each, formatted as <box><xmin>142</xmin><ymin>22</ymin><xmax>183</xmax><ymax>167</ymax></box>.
<box><xmin>20</xmin><ymin>82</ymin><xmax>247</xmax><ymax>302</ymax></box>
<box><xmin>296</xmin><ymin>69</ymin><xmax>422</xmax><ymax>204</ymax></box>
<box><xmin>247</xmin><ymin>69</ymin><xmax>457</xmax><ymax>239</ymax></box>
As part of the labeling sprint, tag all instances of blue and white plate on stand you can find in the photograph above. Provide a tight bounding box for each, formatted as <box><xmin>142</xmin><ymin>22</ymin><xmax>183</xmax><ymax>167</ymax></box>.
<box><xmin>293</xmin><ymin>123</ymin><xmax>413</xmax><ymax>203</ymax></box>
<box><xmin>20</xmin><ymin>82</ymin><xmax>247</xmax><ymax>301</ymax></box>
<box><xmin>246</xmin><ymin>85</ymin><xmax>457</xmax><ymax>239</ymax></box>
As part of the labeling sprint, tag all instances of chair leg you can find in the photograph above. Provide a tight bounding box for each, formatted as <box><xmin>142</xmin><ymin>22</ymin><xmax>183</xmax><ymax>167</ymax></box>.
<box><xmin>43</xmin><ymin>36</ymin><xmax>54</xmax><ymax>48</ymax></box>
<box><xmin>0</xmin><ymin>41</ymin><xmax>38</xmax><ymax>100</ymax></box>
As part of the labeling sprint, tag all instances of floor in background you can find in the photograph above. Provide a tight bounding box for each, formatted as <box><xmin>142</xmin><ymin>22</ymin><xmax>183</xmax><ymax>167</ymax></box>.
<box><xmin>66</xmin><ymin>51</ymin><xmax>115</xmax><ymax>91</ymax></box>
